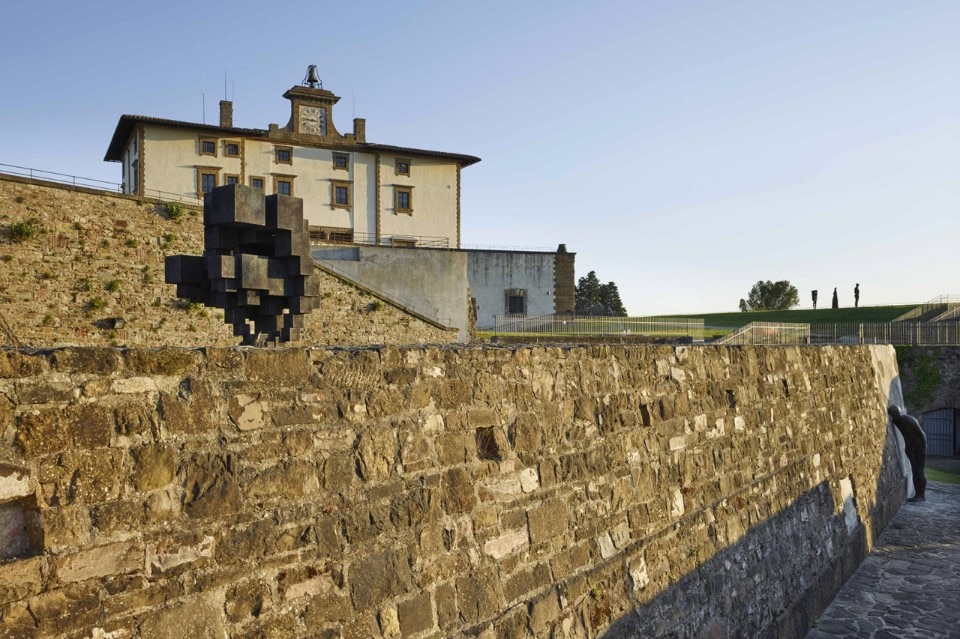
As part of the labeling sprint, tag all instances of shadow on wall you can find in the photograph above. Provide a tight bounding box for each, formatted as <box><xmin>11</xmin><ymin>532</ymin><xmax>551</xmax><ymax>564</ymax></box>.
<box><xmin>599</xmin><ymin>381</ymin><xmax>908</xmax><ymax>639</ymax></box>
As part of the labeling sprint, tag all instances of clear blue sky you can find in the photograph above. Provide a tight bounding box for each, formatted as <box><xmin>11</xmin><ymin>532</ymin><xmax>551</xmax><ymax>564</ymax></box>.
<box><xmin>2</xmin><ymin>0</ymin><xmax>957</xmax><ymax>315</ymax></box>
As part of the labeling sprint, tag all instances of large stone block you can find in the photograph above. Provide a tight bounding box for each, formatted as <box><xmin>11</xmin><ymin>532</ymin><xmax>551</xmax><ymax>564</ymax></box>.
<box><xmin>15</xmin><ymin>404</ymin><xmax>112</xmax><ymax>457</ymax></box>
<box><xmin>397</xmin><ymin>591</ymin><xmax>434</xmax><ymax>636</ymax></box>
<box><xmin>54</xmin><ymin>540</ymin><xmax>143</xmax><ymax>584</ymax></box>
<box><xmin>0</xmin><ymin>555</ymin><xmax>43</xmax><ymax>605</ymax></box>
<box><xmin>349</xmin><ymin>548</ymin><xmax>414</xmax><ymax>611</ymax></box>
<box><xmin>0</xmin><ymin>464</ymin><xmax>31</xmax><ymax>505</ymax></box>
<box><xmin>138</xmin><ymin>594</ymin><xmax>227</xmax><ymax>639</ymax></box>
<box><xmin>527</xmin><ymin>498</ymin><xmax>569</xmax><ymax>544</ymax></box>
<box><xmin>132</xmin><ymin>444</ymin><xmax>177</xmax><ymax>492</ymax></box>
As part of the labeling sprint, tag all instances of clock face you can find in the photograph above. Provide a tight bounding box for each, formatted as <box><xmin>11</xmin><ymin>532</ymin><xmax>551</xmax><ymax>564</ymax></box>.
<box><xmin>299</xmin><ymin>106</ymin><xmax>326</xmax><ymax>135</ymax></box>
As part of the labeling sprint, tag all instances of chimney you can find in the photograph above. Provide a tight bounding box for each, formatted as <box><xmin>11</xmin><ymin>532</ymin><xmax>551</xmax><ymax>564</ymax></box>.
<box><xmin>219</xmin><ymin>100</ymin><xmax>233</xmax><ymax>128</ymax></box>
<box><xmin>353</xmin><ymin>118</ymin><xmax>366</xmax><ymax>143</ymax></box>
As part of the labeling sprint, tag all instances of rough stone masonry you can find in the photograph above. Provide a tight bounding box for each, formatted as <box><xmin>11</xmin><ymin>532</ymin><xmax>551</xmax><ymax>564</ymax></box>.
<box><xmin>0</xmin><ymin>343</ymin><xmax>905</xmax><ymax>638</ymax></box>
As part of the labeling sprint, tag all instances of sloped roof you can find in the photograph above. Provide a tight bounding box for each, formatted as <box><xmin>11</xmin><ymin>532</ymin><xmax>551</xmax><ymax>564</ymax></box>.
<box><xmin>104</xmin><ymin>114</ymin><xmax>481</xmax><ymax>167</ymax></box>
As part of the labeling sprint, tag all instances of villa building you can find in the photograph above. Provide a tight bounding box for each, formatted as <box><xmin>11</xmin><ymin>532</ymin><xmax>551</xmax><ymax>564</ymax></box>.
<box><xmin>104</xmin><ymin>70</ymin><xmax>480</xmax><ymax>249</ymax></box>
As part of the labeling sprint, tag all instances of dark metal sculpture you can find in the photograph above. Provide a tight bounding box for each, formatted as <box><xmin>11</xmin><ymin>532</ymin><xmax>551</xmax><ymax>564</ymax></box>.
<box><xmin>165</xmin><ymin>185</ymin><xmax>320</xmax><ymax>345</ymax></box>
<box><xmin>888</xmin><ymin>405</ymin><xmax>927</xmax><ymax>502</ymax></box>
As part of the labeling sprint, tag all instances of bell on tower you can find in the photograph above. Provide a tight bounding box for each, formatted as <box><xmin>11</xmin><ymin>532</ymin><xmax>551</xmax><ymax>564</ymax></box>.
<box><xmin>303</xmin><ymin>65</ymin><xmax>322</xmax><ymax>90</ymax></box>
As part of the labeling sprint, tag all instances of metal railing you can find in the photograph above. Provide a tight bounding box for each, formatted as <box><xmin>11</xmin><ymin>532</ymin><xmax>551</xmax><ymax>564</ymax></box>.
<box><xmin>490</xmin><ymin>314</ymin><xmax>705</xmax><ymax>340</ymax></box>
<box><xmin>892</xmin><ymin>295</ymin><xmax>960</xmax><ymax>322</ymax></box>
<box><xmin>809</xmin><ymin>322</ymin><xmax>960</xmax><ymax>346</ymax></box>
<box><xmin>1</xmin><ymin>162</ymin><xmax>121</xmax><ymax>191</ymax></box>
<box><xmin>713</xmin><ymin>322</ymin><xmax>960</xmax><ymax>346</ymax></box>
<box><xmin>308</xmin><ymin>230</ymin><xmax>451</xmax><ymax>249</ymax></box>
<box><xmin>1</xmin><ymin>162</ymin><xmax>202</xmax><ymax>206</ymax></box>
<box><xmin>713</xmin><ymin>322</ymin><xmax>810</xmax><ymax>346</ymax></box>
<box><xmin>927</xmin><ymin>305</ymin><xmax>960</xmax><ymax>323</ymax></box>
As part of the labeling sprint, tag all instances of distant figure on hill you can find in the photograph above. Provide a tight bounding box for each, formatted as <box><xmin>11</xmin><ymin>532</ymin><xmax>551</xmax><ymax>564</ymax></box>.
<box><xmin>811</xmin><ymin>289</ymin><xmax>818</xmax><ymax>309</ymax></box>
<box><xmin>854</xmin><ymin>283</ymin><xmax>860</xmax><ymax>308</ymax></box>
<box><xmin>888</xmin><ymin>405</ymin><xmax>927</xmax><ymax>502</ymax></box>
<box><xmin>831</xmin><ymin>288</ymin><xmax>838</xmax><ymax>309</ymax></box>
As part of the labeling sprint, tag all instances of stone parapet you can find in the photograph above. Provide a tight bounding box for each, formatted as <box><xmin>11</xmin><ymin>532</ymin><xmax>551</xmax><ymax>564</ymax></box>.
<box><xmin>0</xmin><ymin>344</ymin><xmax>904</xmax><ymax>638</ymax></box>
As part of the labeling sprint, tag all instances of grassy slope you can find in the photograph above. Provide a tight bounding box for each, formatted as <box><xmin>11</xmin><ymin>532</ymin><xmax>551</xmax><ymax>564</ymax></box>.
<box><xmin>670</xmin><ymin>305</ymin><xmax>917</xmax><ymax>329</ymax></box>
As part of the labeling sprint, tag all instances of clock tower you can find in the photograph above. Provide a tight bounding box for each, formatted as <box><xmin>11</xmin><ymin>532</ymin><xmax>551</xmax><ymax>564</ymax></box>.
<box><xmin>282</xmin><ymin>66</ymin><xmax>343</xmax><ymax>140</ymax></box>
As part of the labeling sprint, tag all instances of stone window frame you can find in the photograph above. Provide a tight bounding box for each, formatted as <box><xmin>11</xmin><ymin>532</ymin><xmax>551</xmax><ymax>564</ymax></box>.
<box><xmin>224</xmin><ymin>174</ymin><xmax>240</xmax><ymax>186</ymax></box>
<box><xmin>395</xmin><ymin>158</ymin><xmax>411</xmax><ymax>176</ymax></box>
<box><xmin>273</xmin><ymin>174</ymin><xmax>296</xmax><ymax>197</ymax></box>
<box><xmin>394</xmin><ymin>186</ymin><xmax>413</xmax><ymax>215</ymax></box>
<box><xmin>195</xmin><ymin>166</ymin><xmax>222</xmax><ymax>197</ymax></box>
<box><xmin>275</xmin><ymin>146</ymin><xmax>293</xmax><ymax>164</ymax></box>
<box><xmin>504</xmin><ymin>288</ymin><xmax>527</xmax><ymax>316</ymax></box>
<box><xmin>332</xmin><ymin>152</ymin><xmax>350</xmax><ymax>171</ymax></box>
<box><xmin>224</xmin><ymin>141</ymin><xmax>241</xmax><ymax>158</ymax></box>
<box><xmin>199</xmin><ymin>137</ymin><xmax>218</xmax><ymax>157</ymax></box>
<box><xmin>249</xmin><ymin>176</ymin><xmax>265</xmax><ymax>190</ymax></box>
<box><xmin>331</xmin><ymin>180</ymin><xmax>352</xmax><ymax>210</ymax></box>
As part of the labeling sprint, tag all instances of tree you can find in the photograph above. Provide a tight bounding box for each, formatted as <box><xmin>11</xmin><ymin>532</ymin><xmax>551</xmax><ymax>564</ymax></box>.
<box><xmin>576</xmin><ymin>271</ymin><xmax>628</xmax><ymax>316</ymax></box>
<box><xmin>738</xmin><ymin>280</ymin><xmax>799</xmax><ymax>312</ymax></box>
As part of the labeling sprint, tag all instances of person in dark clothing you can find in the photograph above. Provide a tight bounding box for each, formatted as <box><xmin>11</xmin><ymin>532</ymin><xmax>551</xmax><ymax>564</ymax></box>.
<box><xmin>831</xmin><ymin>288</ymin><xmax>838</xmax><ymax>309</ymax></box>
<box><xmin>888</xmin><ymin>405</ymin><xmax>927</xmax><ymax>502</ymax></box>
<box><xmin>811</xmin><ymin>289</ymin><xmax>818</xmax><ymax>309</ymax></box>
<box><xmin>854</xmin><ymin>283</ymin><xmax>860</xmax><ymax>308</ymax></box>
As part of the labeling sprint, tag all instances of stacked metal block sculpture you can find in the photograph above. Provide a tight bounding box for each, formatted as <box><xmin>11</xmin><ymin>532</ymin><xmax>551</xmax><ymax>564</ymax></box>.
<box><xmin>165</xmin><ymin>185</ymin><xmax>320</xmax><ymax>345</ymax></box>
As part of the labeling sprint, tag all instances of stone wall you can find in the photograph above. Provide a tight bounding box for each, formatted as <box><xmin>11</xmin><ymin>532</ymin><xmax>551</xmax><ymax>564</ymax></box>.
<box><xmin>0</xmin><ymin>176</ymin><xmax>456</xmax><ymax>348</ymax></box>
<box><xmin>0</xmin><ymin>344</ymin><xmax>904</xmax><ymax>638</ymax></box>
<box><xmin>896</xmin><ymin>346</ymin><xmax>960</xmax><ymax>415</ymax></box>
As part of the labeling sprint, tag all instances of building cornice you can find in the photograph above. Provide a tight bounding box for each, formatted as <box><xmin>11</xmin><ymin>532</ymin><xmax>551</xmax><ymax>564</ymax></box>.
<box><xmin>104</xmin><ymin>115</ymin><xmax>480</xmax><ymax>167</ymax></box>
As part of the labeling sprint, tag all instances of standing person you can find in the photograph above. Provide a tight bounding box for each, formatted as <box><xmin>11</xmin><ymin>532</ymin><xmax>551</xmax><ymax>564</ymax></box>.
<box><xmin>811</xmin><ymin>290</ymin><xmax>818</xmax><ymax>309</ymax></box>
<box><xmin>831</xmin><ymin>288</ymin><xmax>838</xmax><ymax>309</ymax></box>
<box><xmin>854</xmin><ymin>283</ymin><xmax>860</xmax><ymax>308</ymax></box>
<box><xmin>888</xmin><ymin>405</ymin><xmax>927</xmax><ymax>502</ymax></box>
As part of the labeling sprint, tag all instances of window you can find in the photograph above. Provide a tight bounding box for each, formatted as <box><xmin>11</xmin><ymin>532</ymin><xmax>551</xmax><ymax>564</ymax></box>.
<box><xmin>505</xmin><ymin>289</ymin><xmax>527</xmax><ymax>315</ymax></box>
<box><xmin>224</xmin><ymin>142</ymin><xmax>240</xmax><ymax>157</ymax></box>
<box><xmin>250</xmin><ymin>176</ymin><xmax>265</xmax><ymax>190</ymax></box>
<box><xmin>331</xmin><ymin>181</ymin><xmax>351</xmax><ymax>209</ymax></box>
<box><xmin>395</xmin><ymin>158</ymin><xmax>410</xmax><ymax>176</ymax></box>
<box><xmin>225</xmin><ymin>174</ymin><xmax>240</xmax><ymax>186</ymax></box>
<box><xmin>130</xmin><ymin>160</ymin><xmax>138</xmax><ymax>194</ymax></box>
<box><xmin>333</xmin><ymin>153</ymin><xmax>349</xmax><ymax>171</ymax></box>
<box><xmin>199</xmin><ymin>138</ymin><xmax>217</xmax><ymax>156</ymax></box>
<box><xmin>275</xmin><ymin>146</ymin><xmax>293</xmax><ymax>164</ymax></box>
<box><xmin>273</xmin><ymin>175</ymin><xmax>295</xmax><ymax>197</ymax></box>
<box><xmin>395</xmin><ymin>187</ymin><xmax>413</xmax><ymax>214</ymax></box>
<box><xmin>201</xmin><ymin>172</ymin><xmax>217</xmax><ymax>193</ymax></box>
<box><xmin>196</xmin><ymin>167</ymin><xmax>221</xmax><ymax>196</ymax></box>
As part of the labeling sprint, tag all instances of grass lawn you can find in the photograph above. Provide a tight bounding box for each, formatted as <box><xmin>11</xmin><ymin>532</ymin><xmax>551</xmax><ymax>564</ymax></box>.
<box><xmin>927</xmin><ymin>457</ymin><xmax>960</xmax><ymax>484</ymax></box>
<box><xmin>674</xmin><ymin>305</ymin><xmax>917</xmax><ymax>330</ymax></box>
<box><xmin>928</xmin><ymin>468</ymin><xmax>960</xmax><ymax>484</ymax></box>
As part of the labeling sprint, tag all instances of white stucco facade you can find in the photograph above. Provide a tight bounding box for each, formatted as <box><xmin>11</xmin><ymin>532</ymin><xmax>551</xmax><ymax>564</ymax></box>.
<box><xmin>467</xmin><ymin>249</ymin><xmax>576</xmax><ymax>329</ymax></box>
<box><xmin>105</xmin><ymin>79</ymin><xmax>477</xmax><ymax>249</ymax></box>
